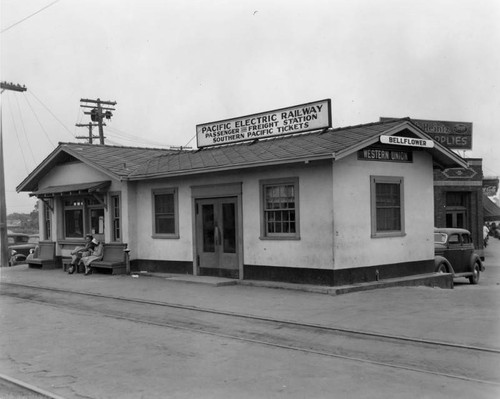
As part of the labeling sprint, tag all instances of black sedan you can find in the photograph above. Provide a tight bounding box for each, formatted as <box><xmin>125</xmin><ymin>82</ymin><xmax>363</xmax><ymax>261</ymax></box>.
<box><xmin>434</xmin><ymin>228</ymin><xmax>484</xmax><ymax>284</ymax></box>
<box><xmin>8</xmin><ymin>233</ymin><xmax>39</xmax><ymax>265</ymax></box>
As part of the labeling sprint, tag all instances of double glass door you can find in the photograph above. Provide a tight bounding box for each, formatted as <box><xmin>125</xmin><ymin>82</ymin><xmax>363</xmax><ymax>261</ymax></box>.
<box><xmin>196</xmin><ymin>197</ymin><xmax>238</xmax><ymax>276</ymax></box>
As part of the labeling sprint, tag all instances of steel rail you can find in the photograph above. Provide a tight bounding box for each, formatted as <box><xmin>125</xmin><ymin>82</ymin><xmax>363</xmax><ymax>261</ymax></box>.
<box><xmin>4</xmin><ymin>288</ymin><xmax>500</xmax><ymax>388</ymax></box>
<box><xmin>3</xmin><ymin>281</ymin><xmax>499</xmax><ymax>355</ymax></box>
<box><xmin>0</xmin><ymin>373</ymin><xmax>66</xmax><ymax>399</ymax></box>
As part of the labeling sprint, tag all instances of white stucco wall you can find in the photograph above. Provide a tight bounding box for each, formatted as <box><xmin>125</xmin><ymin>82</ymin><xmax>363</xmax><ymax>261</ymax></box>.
<box><xmin>36</xmin><ymin>153</ymin><xmax>435</xmax><ymax>272</ymax></box>
<box><xmin>242</xmin><ymin>162</ymin><xmax>334</xmax><ymax>269</ymax></box>
<box><xmin>332</xmin><ymin>151</ymin><xmax>435</xmax><ymax>269</ymax></box>
<box><xmin>132</xmin><ymin>161</ymin><xmax>335</xmax><ymax>269</ymax></box>
<box><xmin>39</xmin><ymin>162</ymin><xmax>116</xmax><ymax>189</ymax></box>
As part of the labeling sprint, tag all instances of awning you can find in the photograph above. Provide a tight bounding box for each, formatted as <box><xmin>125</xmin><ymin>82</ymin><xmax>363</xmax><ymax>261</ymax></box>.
<box><xmin>29</xmin><ymin>181</ymin><xmax>111</xmax><ymax>198</ymax></box>
<box><xmin>484</xmin><ymin>194</ymin><xmax>500</xmax><ymax>222</ymax></box>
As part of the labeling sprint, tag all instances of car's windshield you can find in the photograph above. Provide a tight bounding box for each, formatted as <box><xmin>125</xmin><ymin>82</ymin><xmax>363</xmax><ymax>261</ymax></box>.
<box><xmin>9</xmin><ymin>235</ymin><xmax>29</xmax><ymax>244</ymax></box>
<box><xmin>28</xmin><ymin>236</ymin><xmax>39</xmax><ymax>244</ymax></box>
<box><xmin>434</xmin><ymin>233</ymin><xmax>447</xmax><ymax>244</ymax></box>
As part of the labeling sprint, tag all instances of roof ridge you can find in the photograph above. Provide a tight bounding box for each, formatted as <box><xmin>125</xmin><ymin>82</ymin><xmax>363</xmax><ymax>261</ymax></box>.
<box><xmin>58</xmin><ymin>141</ymin><xmax>185</xmax><ymax>152</ymax></box>
<box><xmin>327</xmin><ymin>117</ymin><xmax>411</xmax><ymax>133</ymax></box>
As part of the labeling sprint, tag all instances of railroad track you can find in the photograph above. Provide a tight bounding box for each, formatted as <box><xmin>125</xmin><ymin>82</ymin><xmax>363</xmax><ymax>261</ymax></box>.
<box><xmin>0</xmin><ymin>373</ymin><xmax>65</xmax><ymax>399</ymax></box>
<box><xmin>2</xmin><ymin>282</ymin><xmax>500</xmax><ymax>387</ymax></box>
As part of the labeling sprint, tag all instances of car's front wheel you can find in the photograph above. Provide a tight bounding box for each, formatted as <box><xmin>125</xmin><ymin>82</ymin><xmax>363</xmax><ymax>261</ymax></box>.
<box><xmin>469</xmin><ymin>263</ymin><xmax>480</xmax><ymax>284</ymax></box>
<box><xmin>436</xmin><ymin>263</ymin><xmax>448</xmax><ymax>273</ymax></box>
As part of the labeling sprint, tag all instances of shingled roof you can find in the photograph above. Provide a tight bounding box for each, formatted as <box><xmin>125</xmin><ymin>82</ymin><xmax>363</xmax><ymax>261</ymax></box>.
<box><xmin>127</xmin><ymin>118</ymin><xmax>467</xmax><ymax>179</ymax></box>
<box><xmin>17</xmin><ymin>143</ymin><xmax>179</xmax><ymax>192</ymax></box>
<box><xmin>17</xmin><ymin>118</ymin><xmax>468</xmax><ymax>192</ymax></box>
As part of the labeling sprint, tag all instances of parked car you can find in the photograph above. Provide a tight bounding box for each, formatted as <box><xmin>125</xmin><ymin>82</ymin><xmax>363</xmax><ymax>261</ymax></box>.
<box><xmin>8</xmin><ymin>233</ymin><xmax>39</xmax><ymax>266</ymax></box>
<box><xmin>434</xmin><ymin>228</ymin><xmax>484</xmax><ymax>284</ymax></box>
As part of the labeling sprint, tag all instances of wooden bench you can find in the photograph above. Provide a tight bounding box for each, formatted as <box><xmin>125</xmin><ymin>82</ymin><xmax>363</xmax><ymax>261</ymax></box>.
<box><xmin>89</xmin><ymin>243</ymin><xmax>128</xmax><ymax>275</ymax></box>
<box><xmin>27</xmin><ymin>241</ymin><xmax>57</xmax><ymax>269</ymax></box>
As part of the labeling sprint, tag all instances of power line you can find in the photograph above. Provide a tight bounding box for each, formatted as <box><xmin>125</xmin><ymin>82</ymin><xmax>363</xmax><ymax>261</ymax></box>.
<box><xmin>1</xmin><ymin>0</ymin><xmax>61</xmax><ymax>34</ymax></box>
<box><xmin>29</xmin><ymin>89</ymin><xmax>74</xmax><ymax>139</ymax></box>
<box><xmin>14</xmin><ymin>93</ymin><xmax>37</xmax><ymax>166</ymax></box>
<box><xmin>23</xmin><ymin>94</ymin><xmax>56</xmax><ymax>148</ymax></box>
<box><xmin>105</xmin><ymin>128</ymin><xmax>172</xmax><ymax>148</ymax></box>
<box><xmin>6</xmin><ymin>98</ymin><xmax>30</xmax><ymax>173</ymax></box>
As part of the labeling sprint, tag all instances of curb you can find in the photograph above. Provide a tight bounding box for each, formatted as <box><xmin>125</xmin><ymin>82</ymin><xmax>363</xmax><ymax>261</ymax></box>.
<box><xmin>140</xmin><ymin>271</ymin><xmax>453</xmax><ymax>295</ymax></box>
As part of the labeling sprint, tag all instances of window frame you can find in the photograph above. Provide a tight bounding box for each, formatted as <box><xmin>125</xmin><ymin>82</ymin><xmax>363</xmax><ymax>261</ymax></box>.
<box><xmin>259</xmin><ymin>177</ymin><xmax>300</xmax><ymax>240</ymax></box>
<box><xmin>110</xmin><ymin>192</ymin><xmax>121</xmax><ymax>242</ymax></box>
<box><xmin>152</xmin><ymin>187</ymin><xmax>179</xmax><ymax>239</ymax></box>
<box><xmin>370</xmin><ymin>175</ymin><xmax>405</xmax><ymax>238</ymax></box>
<box><xmin>62</xmin><ymin>196</ymin><xmax>106</xmax><ymax>240</ymax></box>
<box><xmin>44</xmin><ymin>200</ymin><xmax>52</xmax><ymax>240</ymax></box>
<box><xmin>63</xmin><ymin>198</ymin><xmax>85</xmax><ymax>239</ymax></box>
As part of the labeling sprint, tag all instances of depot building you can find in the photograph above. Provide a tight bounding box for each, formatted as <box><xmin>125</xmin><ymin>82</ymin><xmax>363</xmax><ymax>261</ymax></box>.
<box><xmin>18</xmin><ymin>100</ymin><xmax>468</xmax><ymax>285</ymax></box>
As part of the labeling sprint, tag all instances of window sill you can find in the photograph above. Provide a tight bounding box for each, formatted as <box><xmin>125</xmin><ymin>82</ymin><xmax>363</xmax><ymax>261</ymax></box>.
<box><xmin>371</xmin><ymin>232</ymin><xmax>406</xmax><ymax>238</ymax></box>
<box><xmin>259</xmin><ymin>235</ymin><xmax>301</xmax><ymax>241</ymax></box>
<box><xmin>152</xmin><ymin>234</ymin><xmax>180</xmax><ymax>239</ymax></box>
<box><xmin>59</xmin><ymin>239</ymin><xmax>86</xmax><ymax>245</ymax></box>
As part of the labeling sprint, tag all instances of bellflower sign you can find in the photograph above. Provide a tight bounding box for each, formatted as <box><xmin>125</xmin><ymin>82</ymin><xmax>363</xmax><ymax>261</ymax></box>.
<box><xmin>380</xmin><ymin>135</ymin><xmax>434</xmax><ymax>148</ymax></box>
<box><xmin>196</xmin><ymin>99</ymin><xmax>332</xmax><ymax>148</ymax></box>
<box><xmin>380</xmin><ymin>117</ymin><xmax>472</xmax><ymax>150</ymax></box>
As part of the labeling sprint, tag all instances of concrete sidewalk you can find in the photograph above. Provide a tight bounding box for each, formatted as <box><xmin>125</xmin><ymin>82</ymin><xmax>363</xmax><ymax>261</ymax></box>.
<box><xmin>1</xmin><ymin>259</ymin><xmax>499</xmax><ymax>351</ymax></box>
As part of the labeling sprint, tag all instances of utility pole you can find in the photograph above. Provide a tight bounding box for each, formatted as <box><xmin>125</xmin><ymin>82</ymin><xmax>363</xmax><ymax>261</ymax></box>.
<box><xmin>79</xmin><ymin>98</ymin><xmax>116</xmax><ymax>145</ymax></box>
<box><xmin>0</xmin><ymin>81</ymin><xmax>27</xmax><ymax>267</ymax></box>
<box><xmin>75</xmin><ymin>122</ymin><xmax>100</xmax><ymax>144</ymax></box>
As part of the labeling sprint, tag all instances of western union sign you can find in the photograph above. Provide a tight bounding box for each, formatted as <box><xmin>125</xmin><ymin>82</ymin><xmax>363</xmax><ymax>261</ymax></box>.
<box><xmin>196</xmin><ymin>99</ymin><xmax>332</xmax><ymax>148</ymax></box>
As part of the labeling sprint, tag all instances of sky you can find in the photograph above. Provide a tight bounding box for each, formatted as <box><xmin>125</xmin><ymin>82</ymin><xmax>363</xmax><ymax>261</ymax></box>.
<box><xmin>1</xmin><ymin>0</ymin><xmax>500</xmax><ymax>213</ymax></box>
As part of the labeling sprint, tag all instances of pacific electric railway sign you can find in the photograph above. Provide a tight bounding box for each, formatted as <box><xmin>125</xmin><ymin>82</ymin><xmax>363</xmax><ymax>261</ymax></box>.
<box><xmin>196</xmin><ymin>99</ymin><xmax>332</xmax><ymax>148</ymax></box>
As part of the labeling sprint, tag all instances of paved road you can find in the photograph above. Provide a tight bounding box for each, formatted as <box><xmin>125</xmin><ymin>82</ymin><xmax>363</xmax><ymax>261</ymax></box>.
<box><xmin>0</xmin><ymin>239</ymin><xmax>499</xmax><ymax>398</ymax></box>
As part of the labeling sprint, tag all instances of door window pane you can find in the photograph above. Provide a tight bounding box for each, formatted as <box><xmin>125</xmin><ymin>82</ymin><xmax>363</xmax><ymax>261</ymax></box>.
<box><xmin>202</xmin><ymin>204</ymin><xmax>215</xmax><ymax>252</ymax></box>
<box><xmin>222</xmin><ymin>203</ymin><xmax>236</xmax><ymax>253</ymax></box>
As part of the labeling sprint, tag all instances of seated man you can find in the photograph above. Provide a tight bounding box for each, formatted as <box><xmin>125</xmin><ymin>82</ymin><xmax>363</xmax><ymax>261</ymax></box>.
<box><xmin>68</xmin><ymin>234</ymin><xmax>96</xmax><ymax>274</ymax></box>
<box><xmin>80</xmin><ymin>239</ymin><xmax>104</xmax><ymax>275</ymax></box>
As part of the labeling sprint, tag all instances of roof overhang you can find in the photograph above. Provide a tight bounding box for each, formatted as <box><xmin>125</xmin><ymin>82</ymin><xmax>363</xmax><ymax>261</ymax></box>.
<box><xmin>17</xmin><ymin>144</ymin><xmax>121</xmax><ymax>193</ymax></box>
<box><xmin>29</xmin><ymin>181</ymin><xmax>111</xmax><ymax>198</ymax></box>
<box><xmin>484</xmin><ymin>194</ymin><xmax>500</xmax><ymax>222</ymax></box>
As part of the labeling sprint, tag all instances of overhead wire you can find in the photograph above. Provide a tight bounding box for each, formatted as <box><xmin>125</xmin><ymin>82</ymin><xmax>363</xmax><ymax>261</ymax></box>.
<box><xmin>14</xmin><ymin>93</ymin><xmax>37</xmax><ymax>165</ymax></box>
<box><xmin>6</xmin><ymin>94</ymin><xmax>30</xmax><ymax>173</ymax></box>
<box><xmin>28</xmin><ymin>89</ymin><xmax>75</xmax><ymax>140</ymax></box>
<box><xmin>1</xmin><ymin>0</ymin><xmax>61</xmax><ymax>34</ymax></box>
<box><xmin>23</xmin><ymin>93</ymin><xmax>56</xmax><ymax>148</ymax></box>
<box><xmin>105</xmin><ymin>126</ymin><xmax>173</xmax><ymax>148</ymax></box>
